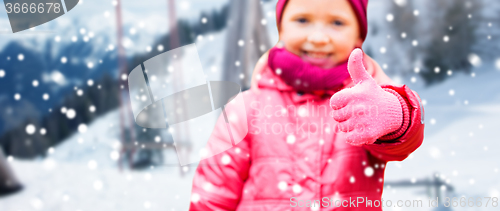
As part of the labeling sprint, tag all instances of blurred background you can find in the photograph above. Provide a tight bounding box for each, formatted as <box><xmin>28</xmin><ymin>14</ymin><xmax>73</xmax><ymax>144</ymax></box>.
<box><xmin>0</xmin><ymin>0</ymin><xmax>500</xmax><ymax>210</ymax></box>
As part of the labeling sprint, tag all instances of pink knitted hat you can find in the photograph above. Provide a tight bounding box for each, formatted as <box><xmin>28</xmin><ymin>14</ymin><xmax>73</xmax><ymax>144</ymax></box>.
<box><xmin>275</xmin><ymin>0</ymin><xmax>369</xmax><ymax>41</ymax></box>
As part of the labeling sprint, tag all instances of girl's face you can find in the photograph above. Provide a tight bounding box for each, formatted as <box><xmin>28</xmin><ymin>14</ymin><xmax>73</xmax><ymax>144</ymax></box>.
<box><xmin>279</xmin><ymin>0</ymin><xmax>363</xmax><ymax>69</ymax></box>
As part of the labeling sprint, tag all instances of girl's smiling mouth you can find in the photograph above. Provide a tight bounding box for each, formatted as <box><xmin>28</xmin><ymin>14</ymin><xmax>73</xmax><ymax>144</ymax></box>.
<box><xmin>301</xmin><ymin>50</ymin><xmax>334</xmax><ymax>68</ymax></box>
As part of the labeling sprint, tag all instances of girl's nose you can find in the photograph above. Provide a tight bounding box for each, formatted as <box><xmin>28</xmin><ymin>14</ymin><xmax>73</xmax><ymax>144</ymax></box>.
<box><xmin>307</xmin><ymin>29</ymin><xmax>330</xmax><ymax>45</ymax></box>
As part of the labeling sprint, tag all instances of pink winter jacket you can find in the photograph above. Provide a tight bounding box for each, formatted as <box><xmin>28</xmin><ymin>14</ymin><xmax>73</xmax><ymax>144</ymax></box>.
<box><xmin>189</xmin><ymin>55</ymin><xmax>425</xmax><ymax>210</ymax></box>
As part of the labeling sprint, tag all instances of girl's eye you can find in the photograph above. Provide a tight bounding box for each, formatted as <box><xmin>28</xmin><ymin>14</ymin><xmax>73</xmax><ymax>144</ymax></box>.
<box><xmin>332</xmin><ymin>20</ymin><xmax>344</xmax><ymax>26</ymax></box>
<box><xmin>296</xmin><ymin>18</ymin><xmax>308</xmax><ymax>23</ymax></box>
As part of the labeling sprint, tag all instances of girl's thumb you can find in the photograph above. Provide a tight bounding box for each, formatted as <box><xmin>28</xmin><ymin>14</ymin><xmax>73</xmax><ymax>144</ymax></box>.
<box><xmin>347</xmin><ymin>48</ymin><xmax>372</xmax><ymax>84</ymax></box>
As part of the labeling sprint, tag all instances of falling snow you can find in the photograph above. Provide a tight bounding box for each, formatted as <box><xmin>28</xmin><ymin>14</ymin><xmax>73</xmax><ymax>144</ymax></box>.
<box><xmin>278</xmin><ymin>181</ymin><xmax>287</xmax><ymax>191</ymax></box>
<box><xmin>386</xmin><ymin>14</ymin><xmax>394</xmax><ymax>22</ymax></box>
<box><xmin>364</xmin><ymin>167</ymin><xmax>374</xmax><ymax>177</ymax></box>
<box><xmin>286</xmin><ymin>134</ymin><xmax>296</xmax><ymax>144</ymax></box>
<box><xmin>221</xmin><ymin>154</ymin><xmax>231</xmax><ymax>165</ymax></box>
<box><xmin>25</xmin><ymin>124</ymin><xmax>36</xmax><ymax>135</ymax></box>
<box><xmin>14</xmin><ymin>93</ymin><xmax>21</xmax><ymax>100</ymax></box>
<box><xmin>292</xmin><ymin>184</ymin><xmax>302</xmax><ymax>193</ymax></box>
<box><xmin>78</xmin><ymin>124</ymin><xmax>88</xmax><ymax>133</ymax></box>
<box><xmin>40</xmin><ymin>128</ymin><xmax>47</xmax><ymax>135</ymax></box>
<box><xmin>43</xmin><ymin>93</ymin><xmax>50</xmax><ymax>100</ymax></box>
<box><xmin>468</xmin><ymin>53</ymin><xmax>482</xmax><ymax>67</ymax></box>
<box><xmin>66</xmin><ymin>109</ymin><xmax>76</xmax><ymax>119</ymax></box>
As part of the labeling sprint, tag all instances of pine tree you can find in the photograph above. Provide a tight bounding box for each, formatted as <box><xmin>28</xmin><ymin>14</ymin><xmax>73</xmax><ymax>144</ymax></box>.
<box><xmin>419</xmin><ymin>0</ymin><xmax>483</xmax><ymax>84</ymax></box>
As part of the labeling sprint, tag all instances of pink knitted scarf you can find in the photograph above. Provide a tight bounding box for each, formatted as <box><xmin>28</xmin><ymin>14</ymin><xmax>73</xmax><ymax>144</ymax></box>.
<box><xmin>267</xmin><ymin>46</ymin><xmax>351</xmax><ymax>93</ymax></box>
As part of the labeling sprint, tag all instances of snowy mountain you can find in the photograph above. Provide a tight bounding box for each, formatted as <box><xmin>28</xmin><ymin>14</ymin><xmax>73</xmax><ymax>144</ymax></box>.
<box><xmin>0</xmin><ymin>0</ymin><xmax>230</xmax><ymax>136</ymax></box>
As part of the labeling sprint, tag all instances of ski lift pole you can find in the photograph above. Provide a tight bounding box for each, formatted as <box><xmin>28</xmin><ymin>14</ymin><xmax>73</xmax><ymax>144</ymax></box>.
<box><xmin>168</xmin><ymin>0</ymin><xmax>179</xmax><ymax>47</ymax></box>
<box><xmin>167</xmin><ymin>0</ymin><xmax>192</xmax><ymax>172</ymax></box>
<box><xmin>115</xmin><ymin>0</ymin><xmax>136</xmax><ymax>171</ymax></box>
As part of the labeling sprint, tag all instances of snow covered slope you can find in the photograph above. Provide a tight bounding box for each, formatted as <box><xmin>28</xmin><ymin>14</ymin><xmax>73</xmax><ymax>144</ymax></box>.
<box><xmin>381</xmin><ymin>69</ymin><xmax>500</xmax><ymax>211</ymax></box>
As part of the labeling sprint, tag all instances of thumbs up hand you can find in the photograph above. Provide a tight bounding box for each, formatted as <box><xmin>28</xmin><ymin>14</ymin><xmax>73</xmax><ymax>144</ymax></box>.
<box><xmin>330</xmin><ymin>49</ymin><xmax>403</xmax><ymax>146</ymax></box>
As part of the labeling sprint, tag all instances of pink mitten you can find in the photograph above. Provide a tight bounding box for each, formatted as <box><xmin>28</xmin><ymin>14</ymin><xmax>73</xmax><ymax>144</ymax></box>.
<box><xmin>330</xmin><ymin>49</ymin><xmax>403</xmax><ymax>146</ymax></box>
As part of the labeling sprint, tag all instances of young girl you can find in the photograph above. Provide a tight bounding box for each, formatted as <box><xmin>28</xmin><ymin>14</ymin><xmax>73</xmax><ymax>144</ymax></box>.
<box><xmin>190</xmin><ymin>0</ymin><xmax>424</xmax><ymax>210</ymax></box>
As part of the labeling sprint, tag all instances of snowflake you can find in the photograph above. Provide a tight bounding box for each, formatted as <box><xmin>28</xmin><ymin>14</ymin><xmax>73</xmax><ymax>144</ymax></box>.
<box><xmin>429</xmin><ymin>146</ymin><xmax>441</xmax><ymax>159</ymax></box>
<box><xmin>129</xmin><ymin>28</ymin><xmax>136</xmax><ymax>35</ymax></box>
<box><xmin>364</xmin><ymin>167</ymin><xmax>374</xmax><ymax>177</ymax></box>
<box><xmin>292</xmin><ymin>184</ymin><xmax>302</xmax><ymax>193</ymax></box>
<box><xmin>26</xmin><ymin>124</ymin><xmax>36</xmax><ymax>135</ymax></box>
<box><xmin>191</xmin><ymin>193</ymin><xmax>200</xmax><ymax>203</ymax></box>
<box><xmin>386</xmin><ymin>14</ymin><xmax>394</xmax><ymax>22</ymax></box>
<box><xmin>78</xmin><ymin>124</ymin><xmax>88</xmax><ymax>133</ymax></box>
<box><xmin>443</xmin><ymin>35</ymin><xmax>449</xmax><ymax>42</ymax></box>
<box><xmin>261</xmin><ymin>19</ymin><xmax>267</xmax><ymax>25</ymax></box>
<box><xmin>468</xmin><ymin>53</ymin><xmax>481</xmax><ymax>67</ymax></box>
<box><xmin>495</xmin><ymin>58</ymin><xmax>500</xmax><ymax>70</ymax></box>
<box><xmin>40</xmin><ymin>128</ymin><xmax>47</xmax><ymax>135</ymax></box>
<box><xmin>88</xmin><ymin>160</ymin><xmax>97</xmax><ymax>170</ymax></box>
<box><xmin>31</xmin><ymin>198</ymin><xmax>43</xmax><ymax>209</ymax></box>
<box><xmin>394</xmin><ymin>0</ymin><xmax>407</xmax><ymax>6</ymax></box>
<box><xmin>278</xmin><ymin>181</ymin><xmax>287</xmax><ymax>191</ymax></box>
<box><xmin>221</xmin><ymin>154</ymin><xmax>231</xmax><ymax>165</ymax></box>
<box><xmin>14</xmin><ymin>93</ymin><xmax>21</xmax><ymax>100</ymax></box>
<box><xmin>349</xmin><ymin>176</ymin><xmax>355</xmax><ymax>183</ymax></box>
<box><xmin>380</xmin><ymin>47</ymin><xmax>386</xmax><ymax>54</ymax></box>
<box><xmin>286</xmin><ymin>134</ymin><xmax>296</xmax><ymax>144</ymax></box>
<box><xmin>110</xmin><ymin>151</ymin><xmax>120</xmax><ymax>161</ymax></box>
<box><xmin>469</xmin><ymin>178</ymin><xmax>475</xmax><ymax>185</ymax></box>
<box><xmin>66</xmin><ymin>109</ymin><xmax>76</xmax><ymax>119</ymax></box>
<box><xmin>202</xmin><ymin>182</ymin><xmax>213</xmax><ymax>192</ymax></box>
